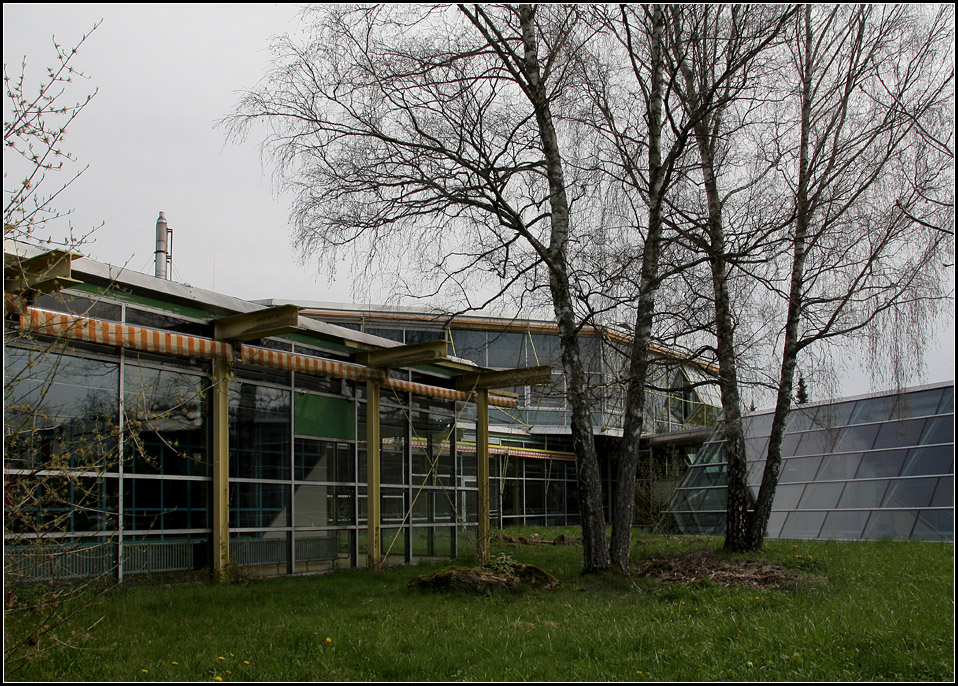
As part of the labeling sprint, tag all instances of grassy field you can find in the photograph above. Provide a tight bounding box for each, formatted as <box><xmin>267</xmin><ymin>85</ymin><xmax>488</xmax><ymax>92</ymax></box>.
<box><xmin>4</xmin><ymin>530</ymin><xmax>954</xmax><ymax>682</ymax></box>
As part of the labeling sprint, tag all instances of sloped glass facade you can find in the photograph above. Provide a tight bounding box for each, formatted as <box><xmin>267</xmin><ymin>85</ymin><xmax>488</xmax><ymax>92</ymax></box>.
<box><xmin>668</xmin><ymin>383</ymin><xmax>954</xmax><ymax>541</ymax></box>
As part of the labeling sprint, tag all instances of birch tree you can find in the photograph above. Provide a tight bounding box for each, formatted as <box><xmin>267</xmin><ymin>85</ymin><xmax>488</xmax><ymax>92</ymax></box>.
<box><xmin>677</xmin><ymin>4</ymin><xmax>954</xmax><ymax>551</ymax></box>
<box><xmin>229</xmin><ymin>4</ymin><xmax>615</xmax><ymax>571</ymax></box>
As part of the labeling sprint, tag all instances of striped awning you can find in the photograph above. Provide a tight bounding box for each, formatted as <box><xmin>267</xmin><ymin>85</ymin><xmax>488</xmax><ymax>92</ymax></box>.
<box><xmin>23</xmin><ymin>307</ymin><xmax>232</xmax><ymax>360</ymax></box>
<box><xmin>241</xmin><ymin>345</ymin><xmax>380</xmax><ymax>383</ymax></box>
<box><xmin>20</xmin><ymin>307</ymin><xmax>518</xmax><ymax>408</ymax></box>
<box><xmin>457</xmin><ymin>443</ymin><xmax>575</xmax><ymax>462</ymax></box>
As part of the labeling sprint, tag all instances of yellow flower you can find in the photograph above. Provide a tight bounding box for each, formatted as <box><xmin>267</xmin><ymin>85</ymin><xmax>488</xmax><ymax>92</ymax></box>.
<box><xmin>141</xmin><ymin>669</ymin><xmax>149</xmax><ymax>673</ymax></box>
<box><xmin>218</xmin><ymin>656</ymin><xmax>226</xmax><ymax>661</ymax></box>
<box><xmin>172</xmin><ymin>662</ymin><xmax>179</xmax><ymax>666</ymax></box>
<box><xmin>243</xmin><ymin>661</ymin><xmax>250</xmax><ymax>665</ymax></box>
<box><xmin>214</xmin><ymin>678</ymin><xmax>223</xmax><ymax>682</ymax></box>
<box><xmin>325</xmin><ymin>637</ymin><xmax>332</xmax><ymax>644</ymax></box>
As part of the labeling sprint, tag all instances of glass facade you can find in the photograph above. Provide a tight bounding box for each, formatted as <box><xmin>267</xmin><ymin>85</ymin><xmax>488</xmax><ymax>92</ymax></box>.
<box><xmin>668</xmin><ymin>383</ymin><xmax>955</xmax><ymax>541</ymax></box>
<box><xmin>6</xmin><ymin>267</ymin><xmax>723</xmax><ymax>580</ymax></box>
<box><xmin>312</xmin><ymin>313</ymin><xmax>721</xmax><ymax>436</ymax></box>
<box><xmin>5</xmin><ymin>292</ymin><xmax>589</xmax><ymax>579</ymax></box>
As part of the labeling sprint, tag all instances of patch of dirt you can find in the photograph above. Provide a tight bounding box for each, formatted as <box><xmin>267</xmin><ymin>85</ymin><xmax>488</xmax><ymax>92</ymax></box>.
<box><xmin>408</xmin><ymin>562</ymin><xmax>560</xmax><ymax>593</ymax></box>
<box><xmin>492</xmin><ymin>532</ymin><xmax>582</xmax><ymax>546</ymax></box>
<box><xmin>633</xmin><ymin>549</ymin><xmax>798</xmax><ymax>589</ymax></box>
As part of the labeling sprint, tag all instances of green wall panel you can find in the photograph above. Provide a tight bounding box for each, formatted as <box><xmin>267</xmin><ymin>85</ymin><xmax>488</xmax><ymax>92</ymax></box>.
<box><xmin>295</xmin><ymin>392</ymin><xmax>355</xmax><ymax>440</ymax></box>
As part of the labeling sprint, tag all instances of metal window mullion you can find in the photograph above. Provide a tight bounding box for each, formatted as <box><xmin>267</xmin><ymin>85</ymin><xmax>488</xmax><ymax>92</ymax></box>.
<box><xmin>117</xmin><ymin>342</ymin><xmax>125</xmax><ymax>580</ymax></box>
<box><xmin>450</xmin><ymin>417</ymin><xmax>458</xmax><ymax>558</ymax></box>
<box><xmin>289</xmin><ymin>369</ymin><xmax>296</xmax><ymax>574</ymax></box>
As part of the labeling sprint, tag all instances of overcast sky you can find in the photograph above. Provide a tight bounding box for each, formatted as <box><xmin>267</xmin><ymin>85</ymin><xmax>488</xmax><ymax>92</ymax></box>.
<box><xmin>3</xmin><ymin>3</ymin><xmax>954</xmax><ymax>397</ymax></box>
<box><xmin>3</xmin><ymin>3</ymin><xmax>346</xmax><ymax>300</ymax></box>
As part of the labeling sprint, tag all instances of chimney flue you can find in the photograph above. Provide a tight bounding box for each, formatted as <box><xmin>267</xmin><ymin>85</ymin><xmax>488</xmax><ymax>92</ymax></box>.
<box><xmin>155</xmin><ymin>211</ymin><xmax>171</xmax><ymax>279</ymax></box>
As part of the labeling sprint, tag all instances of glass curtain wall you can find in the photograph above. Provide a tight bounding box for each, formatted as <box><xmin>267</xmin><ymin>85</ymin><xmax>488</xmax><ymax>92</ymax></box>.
<box><xmin>668</xmin><ymin>385</ymin><xmax>955</xmax><ymax>541</ymax></box>
<box><xmin>5</xmin><ymin>312</ymin><xmax>487</xmax><ymax>579</ymax></box>
<box><xmin>495</xmin><ymin>455</ymin><xmax>578</xmax><ymax>528</ymax></box>
<box><xmin>4</xmin><ymin>338</ymin><xmax>214</xmax><ymax>579</ymax></box>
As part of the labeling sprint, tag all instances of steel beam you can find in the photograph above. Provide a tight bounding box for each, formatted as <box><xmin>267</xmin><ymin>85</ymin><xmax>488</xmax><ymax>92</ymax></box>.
<box><xmin>3</xmin><ymin>249</ymin><xmax>82</xmax><ymax>305</ymax></box>
<box><xmin>213</xmin><ymin>304</ymin><xmax>301</xmax><ymax>342</ymax></box>
<box><xmin>355</xmin><ymin>339</ymin><xmax>448</xmax><ymax>368</ymax></box>
<box><xmin>476</xmin><ymin>388</ymin><xmax>490</xmax><ymax>564</ymax></box>
<box><xmin>211</xmin><ymin>358</ymin><xmax>230</xmax><ymax>579</ymax></box>
<box><xmin>455</xmin><ymin>365</ymin><xmax>552</xmax><ymax>391</ymax></box>
<box><xmin>366</xmin><ymin>380</ymin><xmax>382</xmax><ymax>570</ymax></box>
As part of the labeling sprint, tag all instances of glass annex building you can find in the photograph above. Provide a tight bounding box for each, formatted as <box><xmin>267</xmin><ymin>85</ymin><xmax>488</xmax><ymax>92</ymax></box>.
<box><xmin>668</xmin><ymin>382</ymin><xmax>955</xmax><ymax>541</ymax></box>
<box><xmin>4</xmin><ymin>243</ymin><xmax>720</xmax><ymax>580</ymax></box>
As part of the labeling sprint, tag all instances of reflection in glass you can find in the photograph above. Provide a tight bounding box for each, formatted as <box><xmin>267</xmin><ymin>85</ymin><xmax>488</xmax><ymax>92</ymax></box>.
<box><xmin>779</xmin><ymin>456</ymin><xmax>822</xmax><ymax>483</ymax></box>
<box><xmin>863</xmin><ymin>510</ymin><xmax>917</xmax><ymax>539</ymax></box>
<box><xmin>230</xmin><ymin>383</ymin><xmax>291</xmax><ymax>480</ymax></box>
<box><xmin>125</xmin><ymin>365</ymin><xmax>209</xmax><ymax>476</ymax></box>
<box><xmin>123</xmin><ymin>478</ymin><xmax>208</xmax><ymax>530</ymax></box>
<box><xmin>911</xmin><ymin>509</ymin><xmax>954</xmax><ymax>540</ymax></box>
<box><xmin>881</xmin><ymin>478</ymin><xmax>938</xmax><ymax>508</ymax></box>
<box><xmin>835</xmin><ymin>424</ymin><xmax>879</xmax><ymax>452</ymax></box>
<box><xmin>230</xmin><ymin>482</ymin><xmax>289</xmax><ymax>528</ymax></box>
<box><xmin>797</xmin><ymin>483</ymin><xmax>845</xmax><ymax>510</ymax></box>
<box><xmin>772</xmin><ymin>484</ymin><xmax>805</xmax><ymax>510</ymax></box>
<box><xmin>816</xmin><ymin>453</ymin><xmax>862</xmax><ymax>481</ymax></box>
<box><xmin>5</xmin><ymin>349</ymin><xmax>119</xmax><ymax>471</ymax></box>
<box><xmin>919</xmin><ymin>416</ymin><xmax>954</xmax><ymax>446</ymax></box>
<box><xmin>819</xmin><ymin>511</ymin><xmax>869</xmax><ymax>540</ymax></box>
<box><xmin>780</xmin><ymin>511</ymin><xmax>826</xmax><ymax>539</ymax></box>
<box><xmin>855</xmin><ymin>451</ymin><xmax>906</xmax><ymax>479</ymax></box>
<box><xmin>901</xmin><ymin>446</ymin><xmax>954</xmax><ymax>477</ymax></box>
<box><xmin>872</xmin><ymin>419</ymin><xmax>926</xmax><ymax>450</ymax></box>
<box><xmin>930</xmin><ymin>477</ymin><xmax>954</xmax><ymax>507</ymax></box>
<box><xmin>838</xmin><ymin>480</ymin><xmax>889</xmax><ymax>509</ymax></box>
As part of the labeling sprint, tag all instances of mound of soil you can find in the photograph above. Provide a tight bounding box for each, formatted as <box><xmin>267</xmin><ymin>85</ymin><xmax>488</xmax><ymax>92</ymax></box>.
<box><xmin>408</xmin><ymin>562</ymin><xmax>560</xmax><ymax>593</ymax></box>
<box><xmin>633</xmin><ymin>549</ymin><xmax>797</xmax><ymax>588</ymax></box>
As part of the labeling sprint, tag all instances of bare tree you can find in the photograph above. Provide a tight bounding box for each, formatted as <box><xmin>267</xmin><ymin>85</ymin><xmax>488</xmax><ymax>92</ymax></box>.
<box><xmin>3</xmin><ymin>23</ymin><xmax>100</xmax><ymax>250</ymax></box>
<box><xmin>3</xmin><ymin>25</ymin><xmax>112</xmax><ymax>670</ymax></box>
<box><xmin>675</xmin><ymin>4</ymin><xmax>954</xmax><ymax>551</ymax></box>
<box><xmin>584</xmin><ymin>4</ymin><xmax>800</xmax><ymax>570</ymax></box>
<box><xmin>228</xmin><ymin>4</ymin><xmax>618</xmax><ymax>571</ymax></box>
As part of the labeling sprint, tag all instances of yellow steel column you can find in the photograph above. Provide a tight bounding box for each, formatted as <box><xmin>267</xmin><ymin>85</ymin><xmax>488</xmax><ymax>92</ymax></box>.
<box><xmin>476</xmin><ymin>388</ymin><xmax>490</xmax><ymax>565</ymax></box>
<box><xmin>366</xmin><ymin>380</ymin><xmax>381</xmax><ymax>570</ymax></box>
<box><xmin>211</xmin><ymin>358</ymin><xmax>230</xmax><ymax>579</ymax></box>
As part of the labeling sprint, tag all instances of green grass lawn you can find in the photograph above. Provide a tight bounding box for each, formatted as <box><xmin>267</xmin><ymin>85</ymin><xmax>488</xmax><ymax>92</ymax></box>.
<box><xmin>5</xmin><ymin>530</ymin><xmax>954</xmax><ymax>682</ymax></box>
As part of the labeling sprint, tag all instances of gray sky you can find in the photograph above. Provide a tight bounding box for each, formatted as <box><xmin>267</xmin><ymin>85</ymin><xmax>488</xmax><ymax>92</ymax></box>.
<box><xmin>3</xmin><ymin>3</ymin><xmax>347</xmax><ymax>300</ymax></box>
<box><xmin>4</xmin><ymin>3</ymin><xmax>954</xmax><ymax>397</ymax></box>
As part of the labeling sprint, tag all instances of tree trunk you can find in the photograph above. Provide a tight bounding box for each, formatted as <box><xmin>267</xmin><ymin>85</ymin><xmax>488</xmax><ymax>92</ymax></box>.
<box><xmin>519</xmin><ymin>4</ymin><xmax>610</xmax><ymax>572</ymax></box>
<box><xmin>609</xmin><ymin>4</ymin><xmax>667</xmax><ymax>573</ymax></box>
<box><xmin>746</xmin><ymin>6</ymin><xmax>816</xmax><ymax>548</ymax></box>
<box><xmin>689</xmin><ymin>113</ymin><xmax>754</xmax><ymax>552</ymax></box>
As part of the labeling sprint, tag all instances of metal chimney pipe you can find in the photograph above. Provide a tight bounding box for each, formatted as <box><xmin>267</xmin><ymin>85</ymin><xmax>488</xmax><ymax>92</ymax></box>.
<box><xmin>155</xmin><ymin>211</ymin><xmax>169</xmax><ymax>279</ymax></box>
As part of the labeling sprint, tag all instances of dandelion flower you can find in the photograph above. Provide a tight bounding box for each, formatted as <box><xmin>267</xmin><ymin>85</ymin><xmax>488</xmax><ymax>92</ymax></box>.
<box><xmin>243</xmin><ymin>661</ymin><xmax>250</xmax><ymax>665</ymax></box>
<box><xmin>218</xmin><ymin>656</ymin><xmax>226</xmax><ymax>661</ymax></box>
<box><xmin>142</xmin><ymin>669</ymin><xmax>149</xmax><ymax>673</ymax></box>
<box><xmin>172</xmin><ymin>662</ymin><xmax>179</xmax><ymax>666</ymax></box>
<box><xmin>325</xmin><ymin>637</ymin><xmax>332</xmax><ymax>644</ymax></box>
<box><xmin>214</xmin><ymin>677</ymin><xmax>223</xmax><ymax>682</ymax></box>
